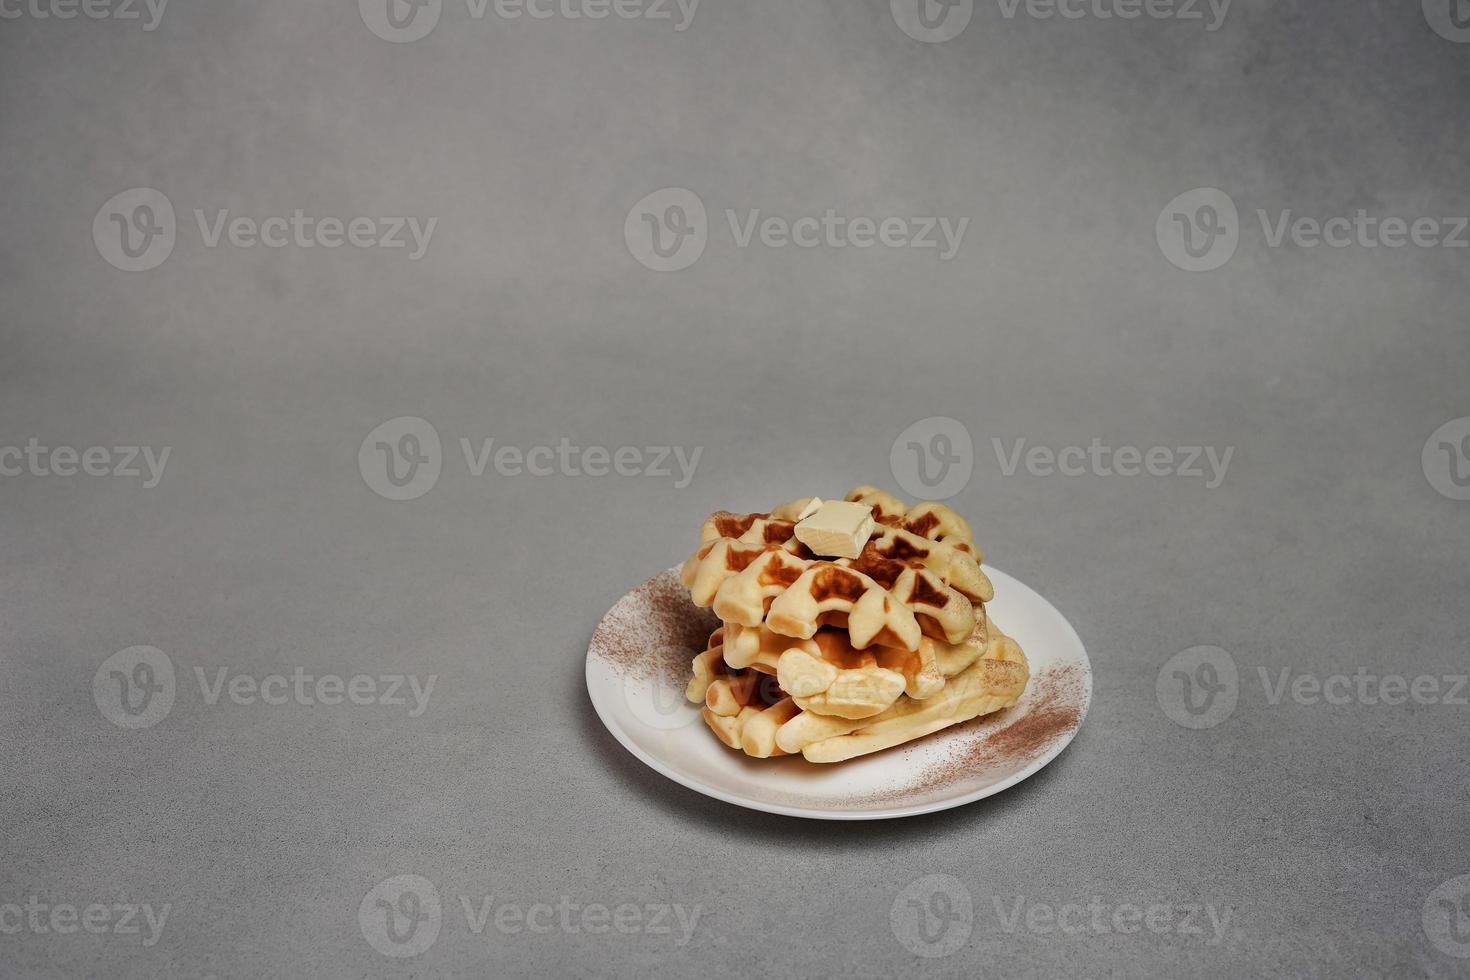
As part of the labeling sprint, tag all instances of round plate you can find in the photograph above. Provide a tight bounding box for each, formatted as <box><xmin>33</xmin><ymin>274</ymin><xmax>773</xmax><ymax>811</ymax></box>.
<box><xmin>586</xmin><ymin>566</ymin><xmax>1090</xmax><ymax>820</ymax></box>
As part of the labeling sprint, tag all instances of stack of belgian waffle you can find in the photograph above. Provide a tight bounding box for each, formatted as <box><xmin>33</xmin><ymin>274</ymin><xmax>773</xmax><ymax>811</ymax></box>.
<box><xmin>680</xmin><ymin>486</ymin><xmax>1029</xmax><ymax>764</ymax></box>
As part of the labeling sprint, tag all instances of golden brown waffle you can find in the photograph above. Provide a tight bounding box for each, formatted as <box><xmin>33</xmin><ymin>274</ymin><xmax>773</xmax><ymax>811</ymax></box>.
<box><xmin>681</xmin><ymin>487</ymin><xmax>994</xmax><ymax>652</ymax></box>
<box><xmin>686</xmin><ymin>620</ymin><xmax>1028</xmax><ymax>763</ymax></box>
<box><xmin>686</xmin><ymin>626</ymin><xmax>796</xmax><ymax>758</ymax></box>
<box><xmin>787</xmin><ymin>630</ymin><xmax>1028</xmax><ymax>764</ymax></box>
<box><xmin>718</xmin><ymin>612</ymin><xmax>991</xmax><ymax>719</ymax></box>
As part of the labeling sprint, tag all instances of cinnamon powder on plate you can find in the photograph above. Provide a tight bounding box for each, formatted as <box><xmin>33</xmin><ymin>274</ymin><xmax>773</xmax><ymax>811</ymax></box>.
<box><xmin>903</xmin><ymin>663</ymin><xmax>1087</xmax><ymax>797</ymax></box>
<box><xmin>590</xmin><ymin>568</ymin><xmax>717</xmax><ymax>679</ymax></box>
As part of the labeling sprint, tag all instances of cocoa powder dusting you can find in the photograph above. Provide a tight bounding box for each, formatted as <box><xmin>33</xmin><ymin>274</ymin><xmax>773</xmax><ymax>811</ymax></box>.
<box><xmin>589</xmin><ymin>567</ymin><xmax>717</xmax><ymax>681</ymax></box>
<box><xmin>911</xmin><ymin>664</ymin><xmax>1086</xmax><ymax>796</ymax></box>
<box><xmin>848</xmin><ymin>663</ymin><xmax>1088</xmax><ymax>806</ymax></box>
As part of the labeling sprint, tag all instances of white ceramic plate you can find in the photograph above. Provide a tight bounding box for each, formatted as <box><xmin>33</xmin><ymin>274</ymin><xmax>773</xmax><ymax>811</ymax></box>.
<box><xmin>586</xmin><ymin>566</ymin><xmax>1090</xmax><ymax>820</ymax></box>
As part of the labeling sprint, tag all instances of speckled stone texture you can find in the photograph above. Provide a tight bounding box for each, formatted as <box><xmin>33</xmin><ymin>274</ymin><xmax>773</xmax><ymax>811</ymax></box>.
<box><xmin>1</xmin><ymin>0</ymin><xmax>1468</xmax><ymax>976</ymax></box>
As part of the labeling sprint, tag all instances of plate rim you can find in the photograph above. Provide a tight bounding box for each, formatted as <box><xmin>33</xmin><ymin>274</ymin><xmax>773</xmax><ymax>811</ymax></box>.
<box><xmin>586</xmin><ymin>565</ymin><xmax>1092</xmax><ymax>821</ymax></box>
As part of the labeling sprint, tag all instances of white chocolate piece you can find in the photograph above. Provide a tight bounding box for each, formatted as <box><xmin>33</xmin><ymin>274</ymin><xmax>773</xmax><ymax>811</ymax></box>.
<box><xmin>793</xmin><ymin>500</ymin><xmax>876</xmax><ymax>560</ymax></box>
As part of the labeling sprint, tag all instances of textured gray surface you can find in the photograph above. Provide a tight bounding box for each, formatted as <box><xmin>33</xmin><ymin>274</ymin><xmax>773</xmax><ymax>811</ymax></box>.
<box><xmin>2</xmin><ymin>0</ymin><xmax>1469</xmax><ymax>976</ymax></box>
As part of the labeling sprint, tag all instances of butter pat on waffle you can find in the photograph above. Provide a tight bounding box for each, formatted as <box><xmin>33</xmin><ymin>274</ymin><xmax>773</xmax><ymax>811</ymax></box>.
<box><xmin>679</xmin><ymin>487</ymin><xmax>1028</xmax><ymax>764</ymax></box>
<box><xmin>793</xmin><ymin>499</ymin><xmax>877</xmax><ymax>559</ymax></box>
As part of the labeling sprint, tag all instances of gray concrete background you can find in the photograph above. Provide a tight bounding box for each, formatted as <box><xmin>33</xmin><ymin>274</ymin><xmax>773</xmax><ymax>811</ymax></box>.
<box><xmin>2</xmin><ymin>0</ymin><xmax>1469</xmax><ymax>976</ymax></box>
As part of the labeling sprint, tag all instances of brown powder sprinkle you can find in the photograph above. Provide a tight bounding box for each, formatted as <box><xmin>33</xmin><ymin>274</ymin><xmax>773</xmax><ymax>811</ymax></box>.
<box><xmin>832</xmin><ymin>664</ymin><xmax>1085</xmax><ymax>808</ymax></box>
<box><xmin>589</xmin><ymin>567</ymin><xmax>717</xmax><ymax>680</ymax></box>
<box><xmin>900</xmin><ymin>663</ymin><xmax>1088</xmax><ymax>799</ymax></box>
